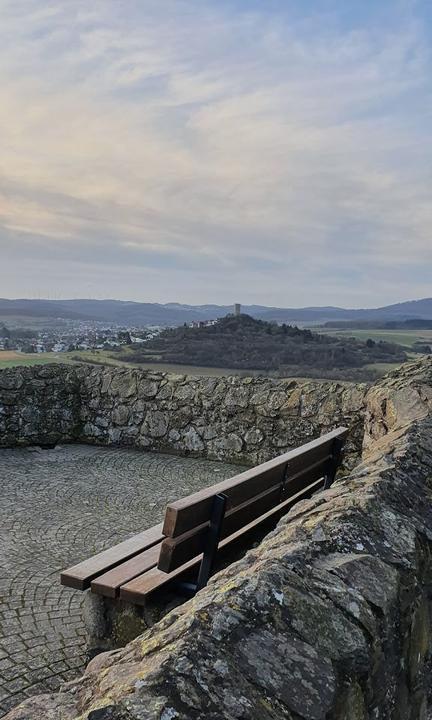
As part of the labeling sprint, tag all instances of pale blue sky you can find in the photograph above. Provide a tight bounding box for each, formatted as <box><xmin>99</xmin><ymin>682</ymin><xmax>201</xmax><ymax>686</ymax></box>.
<box><xmin>0</xmin><ymin>0</ymin><xmax>430</xmax><ymax>307</ymax></box>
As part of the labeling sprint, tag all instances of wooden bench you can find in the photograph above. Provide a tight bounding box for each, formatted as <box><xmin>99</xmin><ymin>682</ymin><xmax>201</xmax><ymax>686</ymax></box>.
<box><xmin>61</xmin><ymin>428</ymin><xmax>348</xmax><ymax>605</ymax></box>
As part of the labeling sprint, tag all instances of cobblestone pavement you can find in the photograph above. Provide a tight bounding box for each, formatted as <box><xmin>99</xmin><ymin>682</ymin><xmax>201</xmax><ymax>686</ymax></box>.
<box><xmin>0</xmin><ymin>444</ymin><xmax>240</xmax><ymax>717</ymax></box>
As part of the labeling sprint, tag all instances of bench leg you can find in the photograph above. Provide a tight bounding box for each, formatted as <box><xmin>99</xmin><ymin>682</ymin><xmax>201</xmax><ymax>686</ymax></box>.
<box><xmin>83</xmin><ymin>590</ymin><xmax>106</xmax><ymax>657</ymax></box>
<box><xmin>196</xmin><ymin>492</ymin><xmax>227</xmax><ymax>590</ymax></box>
<box><xmin>176</xmin><ymin>492</ymin><xmax>227</xmax><ymax>597</ymax></box>
<box><xmin>323</xmin><ymin>436</ymin><xmax>344</xmax><ymax>489</ymax></box>
<box><xmin>83</xmin><ymin>591</ymin><xmax>149</xmax><ymax>655</ymax></box>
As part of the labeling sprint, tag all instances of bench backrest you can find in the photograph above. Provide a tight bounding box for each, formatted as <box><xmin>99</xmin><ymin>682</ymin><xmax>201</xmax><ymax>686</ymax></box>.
<box><xmin>158</xmin><ymin>427</ymin><xmax>348</xmax><ymax>573</ymax></box>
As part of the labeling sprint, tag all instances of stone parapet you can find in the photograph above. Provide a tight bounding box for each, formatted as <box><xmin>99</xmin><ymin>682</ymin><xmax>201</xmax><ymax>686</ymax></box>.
<box><xmin>0</xmin><ymin>363</ymin><xmax>367</xmax><ymax>466</ymax></box>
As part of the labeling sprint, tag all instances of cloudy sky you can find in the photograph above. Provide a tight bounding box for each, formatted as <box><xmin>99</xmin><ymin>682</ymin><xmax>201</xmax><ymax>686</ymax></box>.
<box><xmin>0</xmin><ymin>0</ymin><xmax>431</xmax><ymax>307</ymax></box>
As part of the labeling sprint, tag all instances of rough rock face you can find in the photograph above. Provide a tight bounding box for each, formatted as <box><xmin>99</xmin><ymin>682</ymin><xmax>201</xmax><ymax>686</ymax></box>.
<box><xmin>0</xmin><ymin>364</ymin><xmax>367</xmax><ymax>466</ymax></box>
<box><xmin>4</xmin><ymin>356</ymin><xmax>432</xmax><ymax>719</ymax></box>
<box><xmin>363</xmin><ymin>357</ymin><xmax>432</xmax><ymax>453</ymax></box>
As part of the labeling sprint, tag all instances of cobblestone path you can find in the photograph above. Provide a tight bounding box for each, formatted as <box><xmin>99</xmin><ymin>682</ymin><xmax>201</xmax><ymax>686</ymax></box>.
<box><xmin>0</xmin><ymin>444</ymin><xmax>239</xmax><ymax>717</ymax></box>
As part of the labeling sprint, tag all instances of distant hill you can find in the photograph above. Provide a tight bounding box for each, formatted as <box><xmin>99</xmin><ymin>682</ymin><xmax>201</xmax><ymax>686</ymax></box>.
<box><xmin>1</xmin><ymin>297</ymin><xmax>432</xmax><ymax>326</ymax></box>
<box><xmin>125</xmin><ymin>314</ymin><xmax>407</xmax><ymax>379</ymax></box>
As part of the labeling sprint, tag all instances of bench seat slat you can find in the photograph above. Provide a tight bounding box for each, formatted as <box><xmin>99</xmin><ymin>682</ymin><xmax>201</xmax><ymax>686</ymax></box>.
<box><xmin>61</xmin><ymin>523</ymin><xmax>164</xmax><ymax>590</ymax></box>
<box><xmin>120</xmin><ymin>475</ymin><xmax>324</xmax><ymax>604</ymax></box>
<box><xmin>91</xmin><ymin>543</ymin><xmax>162</xmax><ymax>598</ymax></box>
<box><xmin>162</xmin><ymin>428</ymin><xmax>348</xmax><ymax>538</ymax></box>
<box><xmin>158</xmin><ymin>453</ymin><xmax>331</xmax><ymax>572</ymax></box>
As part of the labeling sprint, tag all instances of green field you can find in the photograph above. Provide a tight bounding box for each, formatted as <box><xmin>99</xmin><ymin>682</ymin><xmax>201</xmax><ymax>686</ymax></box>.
<box><xmin>316</xmin><ymin>327</ymin><xmax>432</xmax><ymax>348</ymax></box>
<box><xmin>0</xmin><ymin>351</ymin><xmax>74</xmax><ymax>369</ymax></box>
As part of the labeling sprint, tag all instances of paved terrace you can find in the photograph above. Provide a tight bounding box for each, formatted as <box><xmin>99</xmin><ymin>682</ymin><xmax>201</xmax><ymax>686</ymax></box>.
<box><xmin>0</xmin><ymin>444</ymin><xmax>239</xmax><ymax>717</ymax></box>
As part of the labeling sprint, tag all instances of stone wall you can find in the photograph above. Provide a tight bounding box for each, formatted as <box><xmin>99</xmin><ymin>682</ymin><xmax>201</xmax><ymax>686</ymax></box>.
<box><xmin>0</xmin><ymin>363</ymin><xmax>367</xmax><ymax>466</ymax></box>
<box><xmin>5</xmin><ymin>356</ymin><xmax>432</xmax><ymax>719</ymax></box>
<box><xmin>0</xmin><ymin>364</ymin><xmax>81</xmax><ymax>447</ymax></box>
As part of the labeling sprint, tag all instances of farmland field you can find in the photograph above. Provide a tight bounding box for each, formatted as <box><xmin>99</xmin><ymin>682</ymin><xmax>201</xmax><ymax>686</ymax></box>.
<box><xmin>63</xmin><ymin>351</ymin><xmax>265</xmax><ymax>377</ymax></box>
<box><xmin>0</xmin><ymin>351</ymin><xmax>73</xmax><ymax>369</ymax></box>
<box><xmin>0</xmin><ymin>349</ymin><xmax>250</xmax><ymax>376</ymax></box>
<box><xmin>0</xmin><ymin>337</ymin><xmax>420</xmax><ymax>381</ymax></box>
<box><xmin>316</xmin><ymin>328</ymin><xmax>432</xmax><ymax>348</ymax></box>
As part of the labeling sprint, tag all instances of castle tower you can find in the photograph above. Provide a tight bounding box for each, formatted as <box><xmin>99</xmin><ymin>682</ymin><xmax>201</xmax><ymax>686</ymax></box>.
<box><xmin>234</xmin><ymin>303</ymin><xmax>241</xmax><ymax>317</ymax></box>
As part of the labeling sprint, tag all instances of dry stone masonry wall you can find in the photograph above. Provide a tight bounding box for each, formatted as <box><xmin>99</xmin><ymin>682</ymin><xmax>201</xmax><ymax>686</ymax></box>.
<box><xmin>0</xmin><ymin>363</ymin><xmax>367</xmax><ymax>467</ymax></box>
<box><xmin>4</xmin><ymin>358</ymin><xmax>432</xmax><ymax>719</ymax></box>
<box><xmin>0</xmin><ymin>365</ymin><xmax>81</xmax><ymax>447</ymax></box>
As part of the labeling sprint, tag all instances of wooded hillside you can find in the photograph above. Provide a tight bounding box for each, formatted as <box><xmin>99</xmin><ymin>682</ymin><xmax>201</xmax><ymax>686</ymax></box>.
<box><xmin>127</xmin><ymin>314</ymin><xmax>407</xmax><ymax>378</ymax></box>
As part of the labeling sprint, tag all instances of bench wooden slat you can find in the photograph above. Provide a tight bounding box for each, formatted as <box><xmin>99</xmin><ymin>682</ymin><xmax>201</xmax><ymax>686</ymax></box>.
<box><xmin>158</xmin><ymin>453</ymin><xmax>331</xmax><ymax>572</ymax></box>
<box><xmin>60</xmin><ymin>523</ymin><xmax>164</xmax><ymax>590</ymax></box>
<box><xmin>91</xmin><ymin>543</ymin><xmax>162</xmax><ymax>598</ymax></box>
<box><xmin>60</xmin><ymin>428</ymin><xmax>347</xmax><ymax>603</ymax></box>
<box><xmin>162</xmin><ymin>428</ymin><xmax>348</xmax><ymax>538</ymax></box>
<box><xmin>120</xmin><ymin>475</ymin><xmax>324</xmax><ymax>604</ymax></box>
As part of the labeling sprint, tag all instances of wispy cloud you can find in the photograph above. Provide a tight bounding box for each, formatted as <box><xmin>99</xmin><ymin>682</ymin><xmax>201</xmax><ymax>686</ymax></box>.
<box><xmin>0</xmin><ymin>0</ymin><xmax>431</xmax><ymax>305</ymax></box>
